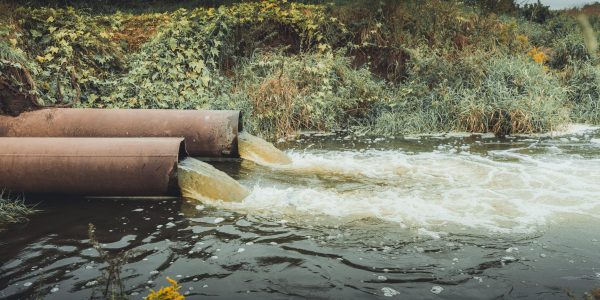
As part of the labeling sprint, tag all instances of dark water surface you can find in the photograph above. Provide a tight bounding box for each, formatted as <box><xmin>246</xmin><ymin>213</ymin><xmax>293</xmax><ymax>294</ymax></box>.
<box><xmin>2</xmin><ymin>128</ymin><xmax>600</xmax><ymax>299</ymax></box>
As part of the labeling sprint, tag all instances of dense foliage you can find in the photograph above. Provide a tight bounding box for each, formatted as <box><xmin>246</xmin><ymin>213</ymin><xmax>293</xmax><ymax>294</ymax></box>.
<box><xmin>1</xmin><ymin>0</ymin><xmax>600</xmax><ymax>138</ymax></box>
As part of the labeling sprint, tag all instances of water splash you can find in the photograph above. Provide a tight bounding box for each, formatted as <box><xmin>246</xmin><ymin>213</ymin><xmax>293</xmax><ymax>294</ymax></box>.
<box><xmin>238</xmin><ymin>132</ymin><xmax>292</xmax><ymax>165</ymax></box>
<box><xmin>214</xmin><ymin>146</ymin><xmax>600</xmax><ymax>235</ymax></box>
<box><xmin>177</xmin><ymin>158</ymin><xmax>249</xmax><ymax>202</ymax></box>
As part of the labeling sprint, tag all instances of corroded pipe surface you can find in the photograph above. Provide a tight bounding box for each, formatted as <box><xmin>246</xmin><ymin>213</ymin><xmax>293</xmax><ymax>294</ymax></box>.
<box><xmin>0</xmin><ymin>108</ymin><xmax>242</xmax><ymax>157</ymax></box>
<box><xmin>0</xmin><ymin>137</ymin><xmax>186</xmax><ymax>196</ymax></box>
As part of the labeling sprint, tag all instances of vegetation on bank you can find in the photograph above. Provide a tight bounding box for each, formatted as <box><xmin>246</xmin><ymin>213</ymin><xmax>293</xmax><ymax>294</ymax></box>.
<box><xmin>0</xmin><ymin>190</ymin><xmax>36</xmax><ymax>225</ymax></box>
<box><xmin>1</xmin><ymin>0</ymin><xmax>600</xmax><ymax>138</ymax></box>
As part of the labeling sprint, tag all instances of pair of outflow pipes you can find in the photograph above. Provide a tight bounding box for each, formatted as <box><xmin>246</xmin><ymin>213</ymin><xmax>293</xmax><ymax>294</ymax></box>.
<box><xmin>0</xmin><ymin>109</ymin><xmax>242</xmax><ymax>196</ymax></box>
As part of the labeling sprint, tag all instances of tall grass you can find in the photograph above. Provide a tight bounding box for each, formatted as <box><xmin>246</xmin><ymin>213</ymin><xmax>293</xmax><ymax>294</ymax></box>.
<box><xmin>565</xmin><ymin>62</ymin><xmax>600</xmax><ymax>123</ymax></box>
<box><xmin>214</xmin><ymin>51</ymin><xmax>387</xmax><ymax>138</ymax></box>
<box><xmin>0</xmin><ymin>190</ymin><xmax>37</xmax><ymax>225</ymax></box>
<box><xmin>371</xmin><ymin>51</ymin><xmax>569</xmax><ymax>136</ymax></box>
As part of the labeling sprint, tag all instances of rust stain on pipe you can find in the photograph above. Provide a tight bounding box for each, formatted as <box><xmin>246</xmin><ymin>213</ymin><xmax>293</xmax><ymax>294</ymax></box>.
<box><xmin>0</xmin><ymin>108</ymin><xmax>242</xmax><ymax>157</ymax></box>
<box><xmin>0</xmin><ymin>137</ymin><xmax>187</xmax><ymax>196</ymax></box>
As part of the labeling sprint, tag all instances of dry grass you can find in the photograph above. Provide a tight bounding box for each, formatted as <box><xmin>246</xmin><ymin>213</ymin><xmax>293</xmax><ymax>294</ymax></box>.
<box><xmin>250</xmin><ymin>75</ymin><xmax>305</xmax><ymax>138</ymax></box>
<box><xmin>110</xmin><ymin>14</ymin><xmax>171</xmax><ymax>51</ymax></box>
<box><xmin>460</xmin><ymin>108</ymin><xmax>534</xmax><ymax>136</ymax></box>
<box><xmin>565</xmin><ymin>3</ymin><xmax>600</xmax><ymax>16</ymax></box>
<box><xmin>460</xmin><ymin>107</ymin><xmax>488</xmax><ymax>133</ymax></box>
<box><xmin>0</xmin><ymin>3</ymin><xmax>16</xmax><ymax>23</ymax></box>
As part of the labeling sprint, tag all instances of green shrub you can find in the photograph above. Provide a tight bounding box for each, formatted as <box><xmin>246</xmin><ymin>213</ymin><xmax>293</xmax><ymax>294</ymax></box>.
<box><xmin>550</xmin><ymin>33</ymin><xmax>591</xmax><ymax>69</ymax></box>
<box><xmin>0</xmin><ymin>40</ymin><xmax>42</xmax><ymax>115</ymax></box>
<box><xmin>220</xmin><ymin>51</ymin><xmax>387</xmax><ymax>138</ymax></box>
<box><xmin>520</xmin><ymin>1</ymin><xmax>553</xmax><ymax>24</ymax></box>
<box><xmin>92</xmin><ymin>1</ymin><xmax>345</xmax><ymax>110</ymax></box>
<box><xmin>565</xmin><ymin>62</ymin><xmax>600</xmax><ymax>123</ymax></box>
<box><xmin>372</xmin><ymin>51</ymin><xmax>569</xmax><ymax>136</ymax></box>
<box><xmin>15</xmin><ymin>7</ymin><xmax>124</xmax><ymax>105</ymax></box>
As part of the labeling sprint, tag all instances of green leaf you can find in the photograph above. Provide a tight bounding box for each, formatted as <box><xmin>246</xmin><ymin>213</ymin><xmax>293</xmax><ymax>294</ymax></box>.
<box><xmin>168</xmin><ymin>38</ymin><xmax>177</xmax><ymax>51</ymax></box>
<box><xmin>201</xmin><ymin>75</ymin><xmax>210</xmax><ymax>87</ymax></box>
<box><xmin>30</xmin><ymin>29</ymin><xmax>42</xmax><ymax>38</ymax></box>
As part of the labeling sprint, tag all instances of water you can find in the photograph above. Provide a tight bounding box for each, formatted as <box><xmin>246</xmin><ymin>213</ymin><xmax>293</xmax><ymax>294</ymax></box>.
<box><xmin>2</xmin><ymin>127</ymin><xmax>600</xmax><ymax>299</ymax></box>
<box><xmin>177</xmin><ymin>157</ymin><xmax>249</xmax><ymax>202</ymax></box>
<box><xmin>238</xmin><ymin>132</ymin><xmax>292</xmax><ymax>165</ymax></box>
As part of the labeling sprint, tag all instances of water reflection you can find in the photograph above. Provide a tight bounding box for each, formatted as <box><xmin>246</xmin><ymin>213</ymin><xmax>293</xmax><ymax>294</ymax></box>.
<box><xmin>1</xmin><ymin>128</ymin><xmax>600</xmax><ymax>299</ymax></box>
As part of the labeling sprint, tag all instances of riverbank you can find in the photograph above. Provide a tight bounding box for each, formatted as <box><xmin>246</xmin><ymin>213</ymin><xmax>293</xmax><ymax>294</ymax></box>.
<box><xmin>1</xmin><ymin>0</ymin><xmax>600</xmax><ymax>138</ymax></box>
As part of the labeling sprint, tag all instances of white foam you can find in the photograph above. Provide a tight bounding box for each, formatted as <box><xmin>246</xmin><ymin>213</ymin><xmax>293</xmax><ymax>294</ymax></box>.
<box><xmin>543</xmin><ymin>123</ymin><xmax>598</xmax><ymax>138</ymax></box>
<box><xmin>208</xmin><ymin>148</ymin><xmax>600</xmax><ymax>235</ymax></box>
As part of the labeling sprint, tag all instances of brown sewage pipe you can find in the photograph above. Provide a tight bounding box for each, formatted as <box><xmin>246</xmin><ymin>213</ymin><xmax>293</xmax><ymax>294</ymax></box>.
<box><xmin>0</xmin><ymin>137</ymin><xmax>186</xmax><ymax>196</ymax></box>
<box><xmin>0</xmin><ymin>108</ymin><xmax>242</xmax><ymax>158</ymax></box>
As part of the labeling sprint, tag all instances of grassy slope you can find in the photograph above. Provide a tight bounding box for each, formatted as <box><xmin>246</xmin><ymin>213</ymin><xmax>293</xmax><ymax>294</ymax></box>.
<box><xmin>1</xmin><ymin>0</ymin><xmax>599</xmax><ymax>138</ymax></box>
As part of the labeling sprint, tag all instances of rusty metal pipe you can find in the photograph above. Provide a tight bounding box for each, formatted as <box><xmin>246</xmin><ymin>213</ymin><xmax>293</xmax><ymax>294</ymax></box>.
<box><xmin>0</xmin><ymin>137</ymin><xmax>187</xmax><ymax>196</ymax></box>
<box><xmin>0</xmin><ymin>108</ymin><xmax>242</xmax><ymax>158</ymax></box>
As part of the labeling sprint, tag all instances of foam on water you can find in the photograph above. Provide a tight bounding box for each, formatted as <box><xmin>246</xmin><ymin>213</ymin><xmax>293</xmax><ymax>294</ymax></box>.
<box><xmin>211</xmin><ymin>148</ymin><xmax>600</xmax><ymax>235</ymax></box>
<box><xmin>539</xmin><ymin>123</ymin><xmax>598</xmax><ymax>138</ymax></box>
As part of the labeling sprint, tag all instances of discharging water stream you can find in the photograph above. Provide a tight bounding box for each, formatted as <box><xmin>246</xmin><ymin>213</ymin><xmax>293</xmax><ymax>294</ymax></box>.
<box><xmin>2</xmin><ymin>127</ymin><xmax>600</xmax><ymax>299</ymax></box>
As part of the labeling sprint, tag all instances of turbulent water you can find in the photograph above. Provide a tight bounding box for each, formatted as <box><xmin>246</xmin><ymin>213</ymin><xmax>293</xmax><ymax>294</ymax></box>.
<box><xmin>211</xmin><ymin>128</ymin><xmax>600</xmax><ymax>237</ymax></box>
<box><xmin>2</xmin><ymin>126</ymin><xmax>600</xmax><ymax>299</ymax></box>
<box><xmin>237</xmin><ymin>132</ymin><xmax>292</xmax><ymax>165</ymax></box>
<box><xmin>177</xmin><ymin>157</ymin><xmax>249</xmax><ymax>202</ymax></box>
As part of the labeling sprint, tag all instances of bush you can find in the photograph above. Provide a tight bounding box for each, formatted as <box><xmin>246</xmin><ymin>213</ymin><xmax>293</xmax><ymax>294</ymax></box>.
<box><xmin>14</xmin><ymin>7</ymin><xmax>124</xmax><ymax>105</ymax></box>
<box><xmin>219</xmin><ymin>51</ymin><xmax>387</xmax><ymax>138</ymax></box>
<box><xmin>549</xmin><ymin>33</ymin><xmax>592</xmax><ymax>69</ymax></box>
<box><xmin>372</xmin><ymin>51</ymin><xmax>569</xmax><ymax>136</ymax></box>
<box><xmin>565</xmin><ymin>62</ymin><xmax>600</xmax><ymax>123</ymax></box>
<box><xmin>520</xmin><ymin>1</ymin><xmax>553</xmax><ymax>24</ymax></box>
<box><xmin>90</xmin><ymin>1</ymin><xmax>345</xmax><ymax>110</ymax></box>
<box><xmin>0</xmin><ymin>41</ymin><xmax>41</xmax><ymax>115</ymax></box>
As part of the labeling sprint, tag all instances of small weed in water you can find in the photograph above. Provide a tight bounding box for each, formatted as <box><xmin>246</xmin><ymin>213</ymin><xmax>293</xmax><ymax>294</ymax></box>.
<box><xmin>88</xmin><ymin>223</ymin><xmax>135</xmax><ymax>300</ymax></box>
<box><xmin>0</xmin><ymin>190</ymin><xmax>37</xmax><ymax>225</ymax></box>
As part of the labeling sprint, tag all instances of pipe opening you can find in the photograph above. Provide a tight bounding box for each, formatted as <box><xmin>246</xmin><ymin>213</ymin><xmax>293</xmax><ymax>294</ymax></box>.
<box><xmin>231</xmin><ymin>110</ymin><xmax>243</xmax><ymax>158</ymax></box>
<box><xmin>238</xmin><ymin>110</ymin><xmax>243</xmax><ymax>132</ymax></box>
<box><xmin>177</xmin><ymin>140</ymin><xmax>190</xmax><ymax>162</ymax></box>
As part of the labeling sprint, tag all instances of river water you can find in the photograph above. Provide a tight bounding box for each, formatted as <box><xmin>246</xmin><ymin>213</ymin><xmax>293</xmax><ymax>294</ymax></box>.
<box><xmin>1</xmin><ymin>127</ymin><xmax>600</xmax><ymax>299</ymax></box>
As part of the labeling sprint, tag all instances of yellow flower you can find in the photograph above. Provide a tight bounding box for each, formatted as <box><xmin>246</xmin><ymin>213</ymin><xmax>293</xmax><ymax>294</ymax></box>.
<box><xmin>145</xmin><ymin>277</ymin><xmax>185</xmax><ymax>300</ymax></box>
<box><xmin>528</xmin><ymin>47</ymin><xmax>547</xmax><ymax>65</ymax></box>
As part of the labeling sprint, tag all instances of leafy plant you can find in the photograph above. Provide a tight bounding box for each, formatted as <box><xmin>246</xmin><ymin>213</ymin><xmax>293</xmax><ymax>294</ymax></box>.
<box><xmin>15</xmin><ymin>7</ymin><xmax>125</xmax><ymax>105</ymax></box>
